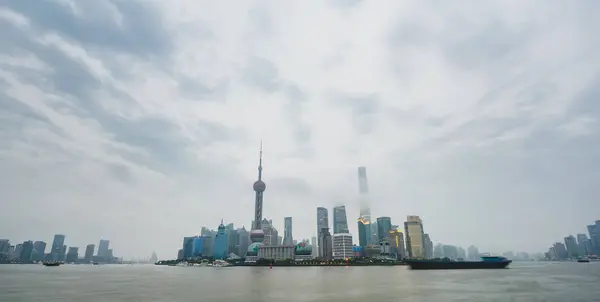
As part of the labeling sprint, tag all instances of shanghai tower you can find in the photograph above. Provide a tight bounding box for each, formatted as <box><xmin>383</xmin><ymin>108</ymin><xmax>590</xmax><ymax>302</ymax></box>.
<box><xmin>357</xmin><ymin>166</ymin><xmax>372</xmax><ymax>247</ymax></box>
<box><xmin>358</xmin><ymin>167</ymin><xmax>371</xmax><ymax>221</ymax></box>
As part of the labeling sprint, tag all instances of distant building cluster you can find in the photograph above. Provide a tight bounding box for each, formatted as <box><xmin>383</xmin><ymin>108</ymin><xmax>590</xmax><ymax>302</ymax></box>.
<box><xmin>545</xmin><ymin>220</ymin><xmax>600</xmax><ymax>261</ymax></box>
<box><xmin>173</xmin><ymin>146</ymin><xmax>452</xmax><ymax>263</ymax></box>
<box><xmin>0</xmin><ymin>235</ymin><xmax>123</xmax><ymax>264</ymax></box>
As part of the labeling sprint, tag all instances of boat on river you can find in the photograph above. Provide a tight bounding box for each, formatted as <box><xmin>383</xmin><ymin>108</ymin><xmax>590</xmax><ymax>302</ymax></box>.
<box><xmin>577</xmin><ymin>258</ymin><xmax>590</xmax><ymax>263</ymax></box>
<box><xmin>405</xmin><ymin>256</ymin><xmax>512</xmax><ymax>270</ymax></box>
<box><xmin>42</xmin><ymin>262</ymin><xmax>62</xmax><ymax>267</ymax></box>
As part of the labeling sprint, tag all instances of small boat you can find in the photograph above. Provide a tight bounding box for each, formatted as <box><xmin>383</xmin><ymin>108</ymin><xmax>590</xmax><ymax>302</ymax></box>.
<box><xmin>42</xmin><ymin>262</ymin><xmax>62</xmax><ymax>267</ymax></box>
<box><xmin>212</xmin><ymin>260</ymin><xmax>231</xmax><ymax>267</ymax></box>
<box><xmin>405</xmin><ymin>256</ymin><xmax>512</xmax><ymax>270</ymax></box>
<box><xmin>577</xmin><ymin>258</ymin><xmax>590</xmax><ymax>263</ymax></box>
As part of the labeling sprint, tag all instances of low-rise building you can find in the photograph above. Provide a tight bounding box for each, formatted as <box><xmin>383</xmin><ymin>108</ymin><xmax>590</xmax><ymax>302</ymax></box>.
<box><xmin>258</xmin><ymin>245</ymin><xmax>295</xmax><ymax>261</ymax></box>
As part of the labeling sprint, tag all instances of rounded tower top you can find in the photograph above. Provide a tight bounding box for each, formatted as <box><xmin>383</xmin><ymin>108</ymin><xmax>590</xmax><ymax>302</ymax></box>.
<box><xmin>253</xmin><ymin>180</ymin><xmax>266</xmax><ymax>192</ymax></box>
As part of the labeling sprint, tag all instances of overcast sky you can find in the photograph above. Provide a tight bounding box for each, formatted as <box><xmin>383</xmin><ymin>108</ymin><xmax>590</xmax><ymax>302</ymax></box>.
<box><xmin>1</xmin><ymin>0</ymin><xmax>599</xmax><ymax>259</ymax></box>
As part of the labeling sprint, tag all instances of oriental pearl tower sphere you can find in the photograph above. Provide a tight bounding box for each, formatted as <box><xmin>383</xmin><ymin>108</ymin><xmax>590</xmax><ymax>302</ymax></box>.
<box><xmin>250</xmin><ymin>143</ymin><xmax>266</xmax><ymax>245</ymax></box>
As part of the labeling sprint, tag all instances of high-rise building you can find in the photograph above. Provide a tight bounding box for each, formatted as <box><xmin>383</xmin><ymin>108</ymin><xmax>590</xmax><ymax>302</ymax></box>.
<box><xmin>213</xmin><ymin>221</ymin><xmax>229</xmax><ymax>259</ymax></box>
<box><xmin>182</xmin><ymin>237</ymin><xmax>195</xmax><ymax>259</ymax></box>
<box><xmin>564</xmin><ymin>235</ymin><xmax>578</xmax><ymax>259</ymax></box>
<box><xmin>238</xmin><ymin>227</ymin><xmax>249</xmax><ymax>256</ymax></box>
<box><xmin>576</xmin><ymin>233</ymin><xmax>592</xmax><ymax>256</ymax></box>
<box><xmin>248</xmin><ymin>143</ymin><xmax>267</xmax><ymax>258</ymax></box>
<box><xmin>0</xmin><ymin>239</ymin><xmax>9</xmax><ymax>254</ymax></box>
<box><xmin>587</xmin><ymin>220</ymin><xmax>600</xmax><ymax>255</ymax></box>
<box><xmin>201</xmin><ymin>235</ymin><xmax>214</xmax><ymax>257</ymax></box>
<box><xmin>261</xmin><ymin>218</ymin><xmax>279</xmax><ymax>246</ymax></box>
<box><xmin>357</xmin><ymin>218</ymin><xmax>370</xmax><ymax>247</ymax></box>
<box><xmin>97</xmin><ymin>239</ymin><xmax>110</xmax><ymax>260</ymax></box>
<box><xmin>423</xmin><ymin>234</ymin><xmax>433</xmax><ymax>259</ymax></box>
<box><xmin>193</xmin><ymin>237</ymin><xmax>204</xmax><ymax>257</ymax></box>
<box><xmin>332</xmin><ymin>233</ymin><xmax>353</xmax><ymax>259</ymax></box>
<box><xmin>377</xmin><ymin>217</ymin><xmax>392</xmax><ymax>243</ymax></box>
<box><xmin>442</xmin><ymin>245</ymin><xmax>459</xmax><ymax>259</ymax></box>
<box><xmin>333</xmin><ymin>206</ymin><xmax>349</xmax><ymax>234</ymax></box>
<box><xmin>467</xmin><ymin>245</ymin><xmax>479</xmax><ymax>260</ymax></box>
<box><xmin>84</xmin><ymin>244</ymin><xmax>95</xmax><ymax>262</ymax></box>
<box><xmin>317</xmin><ymin>207</ymin><xmax>329</xmax><ymax>256</ymax></box>
<box><xmin>553</xmin><ymin>242</ymin><xmax>568</xmax><ymax>260</ymax></box>
<box><xmin>51</xmin><ymin>234</ymin><xmax>65</xmax><ymax>261</ymax></box>
<box><xmin>66</xmin><ymin>247</ymin><xmax>79</xmax><ymax>262</ymax></box>
<box><xmin>311</xmin><ymin>236</ymin><xmax>317</xmax><ymax>257</ymax></box>
<box><xmin>283</xmin><ymin>217</ymin><xmax>293</xmax><ymax>245</ymax></box>
<box><xmin>150</xmin><ymin>252</ymin><xmax>158</xmax><ymax>263</ymax></box>
<box><xmin>318</xmin><ymin>228</ymin><xmax>333</xmax><ymax>260</ymax></box>
<box><xmin>227</xmin><ymin>226</ymin><xmax>239</xmax><ymax>255</ymax></box>
<box><xmin>388</xmin><ymin>229</ymin><xmax>405</xmax><ymax>259</ymax></box>
<box><xmin>31</xmin><ymin>241</ymin><xmax>47</xmax><ymax>261</ymax></box>
<box><xmin>357</xmin><ymin>166</ymin><xmax>373</xmax><ymax>238</ymax></box>
<box><xmin>19</xmin><ymin>241</ymin><xmax>34</xmax><ymax>262</ymax></box>
<box><xmin>404</xmin><ymin>215</ymin><xmax>425</xmax><ymax>258</ymax></box>
<box><xmin>60</xmin><ymin>245</ymin><xmax>67</xmax><ymax>261</ymax></box>
<box><xmin>317</xmin><ymin>207</ymin><xmax>329</xmax><ymax>235</ymax></box>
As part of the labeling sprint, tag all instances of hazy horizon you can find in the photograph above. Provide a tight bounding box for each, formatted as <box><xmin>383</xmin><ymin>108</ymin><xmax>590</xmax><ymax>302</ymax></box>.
<box><xmin>1</xmin><ymin>0</ymin><xmax>600</xmax><ymax>259</ymax></box>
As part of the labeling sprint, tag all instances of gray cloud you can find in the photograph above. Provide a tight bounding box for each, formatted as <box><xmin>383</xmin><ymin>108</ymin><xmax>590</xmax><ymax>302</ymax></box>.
<box><xmin>1</xmin><ymin>0</ymin><xmax>600</xmax><ymax>259</ymax></box>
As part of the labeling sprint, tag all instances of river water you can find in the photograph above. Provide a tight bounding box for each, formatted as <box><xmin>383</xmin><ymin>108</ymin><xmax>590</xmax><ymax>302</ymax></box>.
<box><xmin>1</xmin><ymin>262</ymin><xmax>599</xmax><ymax>301</ymax></box>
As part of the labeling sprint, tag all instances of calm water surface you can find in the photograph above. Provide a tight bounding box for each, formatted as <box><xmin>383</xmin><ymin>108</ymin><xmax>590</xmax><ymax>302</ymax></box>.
<box><xmin>1</xmin><ymin>262</ymin><xmax>599</xmax><ymax>301</ymax></box>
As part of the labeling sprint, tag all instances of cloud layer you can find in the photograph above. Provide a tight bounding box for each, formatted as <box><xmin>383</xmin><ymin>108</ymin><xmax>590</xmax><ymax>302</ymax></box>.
<box><xmin>1</xmin><ymin>0</ymin><xmax>600</xmax><ymax>258</ymax></box>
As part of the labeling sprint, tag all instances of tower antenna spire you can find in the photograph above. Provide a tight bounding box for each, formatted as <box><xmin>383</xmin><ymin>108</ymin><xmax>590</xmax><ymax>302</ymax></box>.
<box><xmin>258</xmin><ymin>140</ymin><xmax>263</xmax><ymax>180</ymax></box>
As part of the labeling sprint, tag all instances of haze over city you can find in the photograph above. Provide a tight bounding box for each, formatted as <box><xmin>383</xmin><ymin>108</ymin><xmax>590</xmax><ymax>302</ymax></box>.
<box><xmin>1</xmin><ymin>0</ymin><xmax>600</xmax><ymax>259</ymax></box>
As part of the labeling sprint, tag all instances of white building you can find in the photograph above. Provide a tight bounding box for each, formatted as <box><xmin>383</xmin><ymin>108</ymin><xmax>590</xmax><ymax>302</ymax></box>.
<box><xmin>333</xmin><ymin>233</ymin><xmax>353</xmax><ymax>260</ymax></box>
<box><xmin>258</xmin><ymin>245</ymin><xmax>295</xmax><ymax>261</ymax></box>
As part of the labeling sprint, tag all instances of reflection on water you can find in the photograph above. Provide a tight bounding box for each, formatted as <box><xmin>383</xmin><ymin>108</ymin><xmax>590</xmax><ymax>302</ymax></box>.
<box><xmin>0</xmin><ymin>262</ymin><xmax>599</xmax><ymax>301</ymax></box>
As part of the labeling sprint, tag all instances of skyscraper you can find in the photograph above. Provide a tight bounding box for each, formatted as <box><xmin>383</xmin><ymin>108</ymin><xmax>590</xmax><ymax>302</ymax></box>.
<box><xmin>249</xmin><ymin>143</ymin><xmax>266</xmax><ymax>252</ymax></box>
<box><xmin>357</xmin><ymin>167</ymin><xmax>373</xmax><ymax>245</ymax></box>
<box><xmin>318</xmin><ymin>228</ymin><xmax>333</xmax><ymax>260</ymax></box>
<box><xmin>238</xmin><ymin>227</ymin><xmax>249</xmax><ymax>256</ymax></box>
<box><xmin>357</xmin><ymin>218</ymin><xmax>370</xmax><ymax>247</ymax></box>
<box><xmin>65</xmin><ymin>247</ymin><xmax>79</xmax><ymax>262</ymax></box>
<box><xmin>332</xmin><ymin>233</ymin><xmax>353</xmax><ymax>259</ymax></box>
<box><xmin>213</xmin><ymin>221</ymin><xmax>228</xmax><ymax>259</ymax></box>
<box><xmin>357</xmin><ymin>167</ymin><xmax>371</xmax><ymax>219</ymax></box>
<box><xmin>576</xmin><ymin>233</ymin><xmax>592</xmax><ymax>256</ymax></box>
<box><xmin>97</xmin><ymin>239</ymin><xmax>110</xmax><ymax>260</ymax></box>
<box><xmin>388</xmin><ymin>229</ymin><xmax>405</xmax><ymax>259</ymax></box>
<box><xmin>19</xmin><ymin>241</ymin><xmax>34</xmax><ymax>262</ymax></box>
<box><xmin>377</xmin><ymin>217</ymin><xmax>392</xmax><ymax>243</ymax></box>
<box><xmin>283</xmin><ymin>217</ymin><xmax>293</xmax><ymax>245</ymax></box>
<box><xmin>423</xmin><ymin>234</ymin><xmax>433</xmax><ymax>259</ymax></box>
<box><xmin>192</xmin><ymin>237</ymin><xmax>203</xmax><ymax>257</ymax></box>
<box><xmin>467</xmin><ymin>245</ymin><xmax>479</xmax><ymax>261</ymax></box>
<box><xmin>564</xmin><ymin>235</ymin><xmax>578</xmax><ymax>259</ymax></box>
<box><xmin>50</xmin><ymin>234</ymin><xmax>65</xmax><ymax>261</ymax></box>
<box><xmin>317</xmin><ymin>207</ymin><xmax>329</xmax><ymax>234</ymax></box>
<box><xmin>84</xmin><ymin>244</ymin><xmax>95</xmax><ymax>262</ymax></box>
<box><xmin>317</xmin><ymin>207</ymin><xmax>329</xmax><ymax>257</ymax></box>
<box><xmin>404</xmin><ymin>215</ymin><xmax>425</xmax><ymax>258</ymax></box>
<box><xmin>182</xmin><ymin>237</ymin><xmax>195</xmax><ymax>259</ymax></box>
<box><xmin>333</xmin><ymin>206</ymin><xmax>349</xmax><ymax>234</ymax></box>
<box><xmin>31</xmin><ymin>241</ymin><xmax>46</xmax><ymax>261</ymax></box>
<box><xmin>587</xmin><ymin>220</ymin><xmax>600</xmax><ymax>255</ymax></box>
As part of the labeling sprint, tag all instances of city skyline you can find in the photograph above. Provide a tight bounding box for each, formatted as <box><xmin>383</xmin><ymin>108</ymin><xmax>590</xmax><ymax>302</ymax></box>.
<box><xmin>2</xmin><ymin>1</ymin><xmax>600</xmax><ymax>259</ymax></box>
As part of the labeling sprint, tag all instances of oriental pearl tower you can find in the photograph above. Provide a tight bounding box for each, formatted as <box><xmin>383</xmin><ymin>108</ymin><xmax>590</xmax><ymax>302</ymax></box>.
<box><xmin>250</xmin><ymin>142</ymin><xmax>266</xmax><ymax>245</ymax></box>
